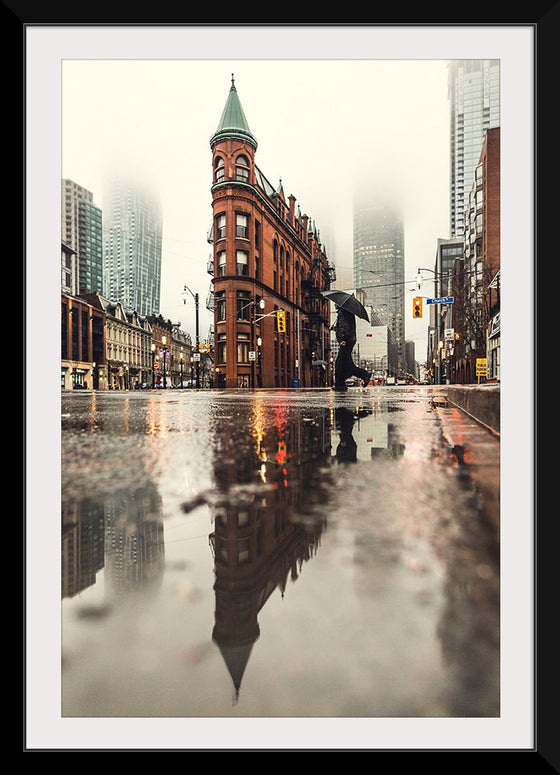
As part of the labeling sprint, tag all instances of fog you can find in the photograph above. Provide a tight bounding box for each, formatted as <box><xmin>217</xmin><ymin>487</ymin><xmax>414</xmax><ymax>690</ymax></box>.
<box><xmin>62</xmin><ymin>54</ymin><xmax>450</xmax><ymax>357</ymax></box>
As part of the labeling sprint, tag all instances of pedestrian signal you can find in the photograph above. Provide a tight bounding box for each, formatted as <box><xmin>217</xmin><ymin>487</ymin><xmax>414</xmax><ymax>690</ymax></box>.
<box><xmin>277</xmin><ymin>310</ymin><xmax>286</xmax><ymax>333</ymax></box>
<box><xmin>413</xmin><ymin>297</ymin><xmax>423</xmax><ymax>318</ymax></box>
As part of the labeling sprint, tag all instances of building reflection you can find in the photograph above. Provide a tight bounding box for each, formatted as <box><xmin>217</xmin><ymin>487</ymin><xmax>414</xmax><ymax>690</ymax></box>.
<box><xmin>62</xmin><ymin>498</ymin><xmax>105</xmax><ymax>599</ymax></box>
<box><xmin>61</xmin><ymin>482</ymin><xmax>165</xmax><ymax>602</ymax></box>
<box><xmin>208</xmin><ymin>398</ymin><xmax>332</xmax><ymax>700</ymax></box>
<box><xmin>332</xmin><ymin>403</ymin><xmax>405</xmax><ymax>463</ymax></box>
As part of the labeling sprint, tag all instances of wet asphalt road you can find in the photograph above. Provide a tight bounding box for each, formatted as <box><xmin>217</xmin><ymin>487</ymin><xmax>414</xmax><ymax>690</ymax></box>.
<box><xmin>60</xmin><ymin>386</ymin><xmax>499</xmax><ymax>725</ymax></box>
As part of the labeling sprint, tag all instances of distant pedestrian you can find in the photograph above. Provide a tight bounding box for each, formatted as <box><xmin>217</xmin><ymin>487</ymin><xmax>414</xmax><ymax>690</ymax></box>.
<box><xmin>331</xmin><ymin>305</ymin><xmax>371</xmax><ymax>391</ymax></box>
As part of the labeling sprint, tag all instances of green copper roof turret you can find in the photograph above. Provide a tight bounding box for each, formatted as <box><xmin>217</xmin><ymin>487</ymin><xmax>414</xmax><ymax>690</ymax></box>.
<box><xmin>210</xmin><ymin>75</ymin><xmax>258</xmax><ymax>150</ymax></box>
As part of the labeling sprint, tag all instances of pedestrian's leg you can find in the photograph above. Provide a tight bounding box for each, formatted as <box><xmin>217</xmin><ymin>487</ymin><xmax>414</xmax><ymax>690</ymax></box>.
<box><xmin>348</xmin><ymin>349</ymin><xmax>371</xmax><ymax>386</ymax></box>
<box><xmin>334</xmin><ymin>347</ymin><xmax>351</xmax><ymax>389</ymax></box>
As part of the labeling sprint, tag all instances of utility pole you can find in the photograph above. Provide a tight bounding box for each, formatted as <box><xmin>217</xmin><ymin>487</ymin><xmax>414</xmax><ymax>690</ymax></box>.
<box><xmin>183</xmin><ymin>285</ymin><xmax>200</xmax><ymax>388</ymax></box>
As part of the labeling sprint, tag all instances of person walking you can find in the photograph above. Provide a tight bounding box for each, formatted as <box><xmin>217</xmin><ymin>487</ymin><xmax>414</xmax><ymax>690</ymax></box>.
<box><xmin>331</xmin><ymin>305</ymin><xmax>371</xmax><ymax>391</ymax></box>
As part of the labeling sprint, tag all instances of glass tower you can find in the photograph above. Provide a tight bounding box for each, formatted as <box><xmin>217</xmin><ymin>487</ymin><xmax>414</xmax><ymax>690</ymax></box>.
<box><xmin>102</xmin><ymin>179</ymin><xmax>163</xmax><ymax>317</ymax></box>
<box><xmin>448</xmin><ymin>59</ymin><xmax>500</xmax><ymax>237</ymax></box>
<box><xmin>353</xmin><ymin>195</ymin><xmax>405</xmax><ymax>372</ymax></box>
<box><xmin>62</xmin><ymin>179</ymin><xmax>103</xmax><ymax>295</ymax></box>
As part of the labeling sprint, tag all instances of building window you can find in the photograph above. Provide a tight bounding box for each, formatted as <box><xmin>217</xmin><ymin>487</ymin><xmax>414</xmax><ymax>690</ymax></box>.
<box><xmin>237</xmin><ymin>537</ymin><xmax>250</xmax><ymax>563</ymax></box>
<box><xmin>216</xmin><ymin>213</ymin><xmax>226</xmax><ymax>240</ymax></box>
<box><xmin>216</xmin><ymin>291</ymin><xmax>226</xmax><ymax>322</ymax></box>
<box><xmin>236</xmin><ymin>213</ymin><xmax>249</xmax><ymax>238</ymax></box>
<box><xmin>217</xmin><ymin>333</ymin><xmax>227</xmax><ymax>363</ymax></box>
<box><xmin>255</xmin><ymin>220</ymin><xmax>261</xmax><ymax>248</ymax></box>
<box><xmin>235</xmin><ymin>155</ymin><xmax>250</xmax><ymax>182</ymax></box>
<box><xmin>236</xmin><ymin>250</ymin><xmax>249</xmax><ymax>275</ymax></box>
<box><xmin>214</xmin><ymin>156</ymin><xmax>225</xmax><ymax>183</ymax></box>
<box><xmin>237</xmin><ymin>332</ymin><xmax>250</xmax><ymax>363</ymax></box>
<box><xmin>237</xmin><ymin>291</ymin><xmax>251</xmax><ymax>320</ymax></box>
<box><xmin>217</xmin><ymin>250</ymin><xmax>227</xmax><ymax>276</ymax></box>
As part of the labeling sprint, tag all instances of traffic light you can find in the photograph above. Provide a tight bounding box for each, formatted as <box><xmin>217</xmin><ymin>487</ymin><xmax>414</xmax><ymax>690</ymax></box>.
<box><xmin>277</xmin><ymin>310</ymin><xmax>286</xmax><ymax>333</ymax></box>
<box><xmin>413</xmin><ymin>297</ymin><xmax>423</xmax><ymax>318</ymax></box>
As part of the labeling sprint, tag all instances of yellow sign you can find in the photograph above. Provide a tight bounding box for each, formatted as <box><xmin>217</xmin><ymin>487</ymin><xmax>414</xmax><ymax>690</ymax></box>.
<box><xmin>476</xmin><ymin>358</ymin><xmax>487</xmax><ymax>375</ymax></box>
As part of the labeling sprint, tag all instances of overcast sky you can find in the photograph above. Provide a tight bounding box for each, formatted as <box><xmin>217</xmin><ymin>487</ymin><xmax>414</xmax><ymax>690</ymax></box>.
<box><xmin>42</xmin><ymin>23</ymin><xmax>533</xmax><ymax>364</ymax></box>
<box><xmin>61</xmin><ymin>55</ymin><xmax>451</xmax><ymax>356</ymax></box>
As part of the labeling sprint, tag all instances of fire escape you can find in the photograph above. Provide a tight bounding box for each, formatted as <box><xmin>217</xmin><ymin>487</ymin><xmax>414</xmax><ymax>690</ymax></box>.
<box><xmin>301</xmin><ymin>255</ymin><xmax>336</xmax><ymax>380</ymax></box>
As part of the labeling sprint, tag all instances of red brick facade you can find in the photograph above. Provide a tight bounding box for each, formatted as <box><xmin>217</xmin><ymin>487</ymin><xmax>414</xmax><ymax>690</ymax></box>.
<box><xmin>210</xmin><ymin>83</ymin><xmax>334</xmax><ymax>389</ymax></box>
<box><xmin>451</xmin><ymin>127</ymin><xmax>500</xmax><ymax>384</ymax></box>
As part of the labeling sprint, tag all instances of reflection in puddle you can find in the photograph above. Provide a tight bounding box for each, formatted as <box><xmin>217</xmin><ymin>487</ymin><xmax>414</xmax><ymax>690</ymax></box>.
<box><xmin>62</xmin><ymin>482</ymin><xmax>165</xmax><ymax>604</ymax></box>
<box><xmin>60</xmin><ymin>391</ymin><xmax>498</xmax><ymax>718</ymax></box>
<box><xmin>206</xmin><ymin>400</ymin><xmax>332</xmax><ymax>700</ymax></box>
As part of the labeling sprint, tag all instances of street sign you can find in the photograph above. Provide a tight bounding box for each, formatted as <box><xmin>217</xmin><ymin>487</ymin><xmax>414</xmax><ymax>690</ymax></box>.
<box><xmin>193</xmin><ymin>353</ymin><xmax>201</xmax><ymax>361</ymax></box>
<box><xmin>445</xmin><ymin>328</ymin><xmax>455</xmax><ymax>341</ymax></box>
<box><xmin>426</xmin><ymin>296</ymin><xmax>454</xmax><ymax>305</ymax></box>
<box><xmin>249</xmin><ymin>351</ymin><xmax>256</xmax><ymax>361</ymax></box>
<box><xmin>476</xmin><ymin>358</ymin><xmax>487</xmax><ymax>375</ymax></box>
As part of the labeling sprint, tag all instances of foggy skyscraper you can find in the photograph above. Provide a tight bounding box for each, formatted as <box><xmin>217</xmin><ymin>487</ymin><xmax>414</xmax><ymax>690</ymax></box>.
<box><xmin>353</xmin><ymin>194</ymin><xmax>405</xmax><ymax>372</ymax></box>
<box><xmin>447</xmin><ymin>59</ymin><xmax>500</xmax><ymax>237</ymax></box>
<box><xmin>103</xmin><ymin>179</ymin><xmax>163</xmax><ymax>316</ymax></box>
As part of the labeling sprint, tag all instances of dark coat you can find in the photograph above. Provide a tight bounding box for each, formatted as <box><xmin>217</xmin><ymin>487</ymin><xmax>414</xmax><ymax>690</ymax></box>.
<box><xmin>335</xmin><ymin>308</ymin><xmax>356</xmax><ymax>346</ymax></box>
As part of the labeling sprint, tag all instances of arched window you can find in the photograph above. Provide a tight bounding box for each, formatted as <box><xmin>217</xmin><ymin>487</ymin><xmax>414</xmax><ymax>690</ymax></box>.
<box><xmin>235</xmin><ymin>154</ymin><xmax>250</xmax><ymax>182</ymax></box>
<box><xmin>214</xmin><ymin>156</ymin><xmax>225</xmax><ymax>183</ymax></box>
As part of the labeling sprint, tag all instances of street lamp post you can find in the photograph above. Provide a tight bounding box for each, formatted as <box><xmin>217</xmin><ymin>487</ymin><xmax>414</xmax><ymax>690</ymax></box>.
<box><xmin>180</xmin><ymin>348</ymin><xmax>184</xmax><ymax>388</ymax></box>
<box><xmin>256</xmin><ymin>336</ymin><xmax>262</xmax><ymax>387</ymax></box>
<box><xmin>250</xmin><ymin>297</ymin><xmax>265</xmax><ymax>388</ymax></box>
<box><xmin>183</xmin><ymin>285</ymin><xmax>200</xmax><ymax>388</ymax></box>
<box><xmin>250</xmin><ymin>297</ymin><xmax>265</xmax><ymax>389</ymax></box>
<box><xmin>151</xmin><ymin>343</ymin><xmax>156</xmax><ymax>388</ymax></box>
<box><xmin>417</xmin><ymin>267</ymin><xmax>446</xmax><ymax>385</ymax></box>
<box><xmin>162</xmin><ymin>335</ymin><xmax>167</xmax><ymax>389</ymax></box>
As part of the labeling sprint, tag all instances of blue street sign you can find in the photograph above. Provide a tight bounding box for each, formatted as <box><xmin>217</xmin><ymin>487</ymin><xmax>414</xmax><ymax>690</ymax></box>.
<box><xmin>426</xmin><ymin>296</ymin><xmax>454</xmax><ymax>305</ymax></box>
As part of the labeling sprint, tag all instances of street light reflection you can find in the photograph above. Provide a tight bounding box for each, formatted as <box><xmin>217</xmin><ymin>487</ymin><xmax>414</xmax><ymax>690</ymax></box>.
<box><xmin>145</xmin><ymin>397</ymin><xmax>170</xmax><ymax>437</ymax></box>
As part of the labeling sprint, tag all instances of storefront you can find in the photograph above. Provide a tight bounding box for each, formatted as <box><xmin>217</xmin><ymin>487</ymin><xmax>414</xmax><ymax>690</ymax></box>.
<box><xmin>61</xmin><ymin>362</ymin><xmax>95</xmax><ymax>390</ymax></box>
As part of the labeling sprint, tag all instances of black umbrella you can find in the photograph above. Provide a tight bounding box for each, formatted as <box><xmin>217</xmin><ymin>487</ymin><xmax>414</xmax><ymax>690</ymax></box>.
<box><xmin>320</xmin><ymin>290</ymin><xmax>370</xmax><ymax>322</ymax></box>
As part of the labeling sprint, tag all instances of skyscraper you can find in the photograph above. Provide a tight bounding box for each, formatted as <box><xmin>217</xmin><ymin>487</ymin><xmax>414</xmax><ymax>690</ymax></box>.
<box><xmin>448</xmin><ymin>59</ymin><xmax>500</xmax><ymax>238</ymax></box>
<box><xmin>102</xmin><ymin>179</ymin><xmax>163</xmax><ymax>317</ymax></box>
<box><xmin>62</xmin><ymin>179</ymin><xmax>103</xmax><ymax>295</ymax></box>
<box><xmin>353</xmin><ymin>194</ymin><xmax>405</xmax><ymax>372</ymax></box>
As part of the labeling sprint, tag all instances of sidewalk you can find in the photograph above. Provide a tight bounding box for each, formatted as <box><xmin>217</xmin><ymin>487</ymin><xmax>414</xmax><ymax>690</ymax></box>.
<box><xmin>433</xmin><ymin>390</ymin><xmax>500</xmax><ymax>536</ymax></box>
